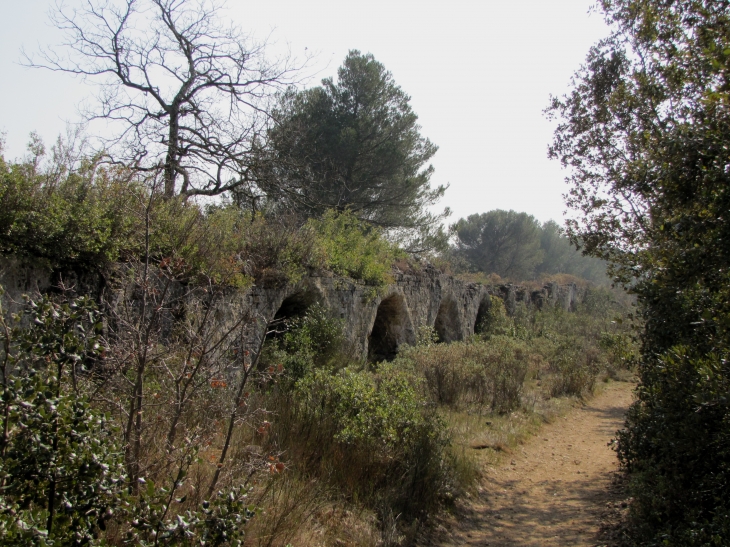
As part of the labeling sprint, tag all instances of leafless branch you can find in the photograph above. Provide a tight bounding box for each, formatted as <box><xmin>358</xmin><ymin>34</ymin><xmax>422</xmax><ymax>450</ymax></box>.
<box><xmin>24</xmin><ymin>0</ymin><xmax>309</xmax><ymax>198</ymax></box>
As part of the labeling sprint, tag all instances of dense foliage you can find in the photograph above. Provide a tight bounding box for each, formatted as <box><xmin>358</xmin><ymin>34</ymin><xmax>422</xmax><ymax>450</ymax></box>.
<box><xmin>0</xmin><ymin>142</ymin><xmax>403</xmax><ymax>289</ymax></box>
<box><xmin>0</xmin><ymin>290</ymin><xmax>260</xmax><ymax>546</ymax></box>
<box><xmin>282</xmin><ymin>367</ymin><xmax>451</xmax><ymax>518</ymax></box>
<box><xmin>256</xmin><ymin>302</ymin><xmax>458</xmax><ymax>522</ymax></box>
<box><xmin>451</xmin><ymin>210</ymin><xmax>544</xmax><ymax>280</ymax></box>
<box><xmin>0</xmin><ymin>1</ymin><xmax>655</xmax><ymax>540</ymax></box>
<box><xmin>307</xmin><ymin>210</ymin><xmax>404</xmax><ymax>286</ymax></box>
<box><xmin>0</xmin><ymin>293</ymin><xmax>125</xmax><ymax>546</ymax></box>
<box><xmin>255</xmin><ymin>50</ymin><xmax>449</xmax><ymax>253</ymax></box>
<box><xmin>0</xmin><ymin>139</ymin><xmax>141</xmax><ymax>269</ymax></box>
<box><xmin>255</xmin><ymin>285</ymin><xmax>635</xmax><ymax>539</ymax></box>
<box><xmin>549</xmin><ymin>0</ymin><xmax>730</xmax><ymax>543</ymax></box>
<box><xmin>259</xmin><ymin>302</ymin><xmax>347</xmax><ymax>381</ymax></box>
<box><xmin>397</xmin><ymin>290</ymin><xmax>634</xmax><ymax>406</ymax></box>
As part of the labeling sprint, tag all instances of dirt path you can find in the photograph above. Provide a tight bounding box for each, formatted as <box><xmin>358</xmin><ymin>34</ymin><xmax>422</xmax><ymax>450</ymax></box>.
<box><xmin>435</xmin><ymin>381</ymin><xmax>634</xmax><ymax>547</ymax></box>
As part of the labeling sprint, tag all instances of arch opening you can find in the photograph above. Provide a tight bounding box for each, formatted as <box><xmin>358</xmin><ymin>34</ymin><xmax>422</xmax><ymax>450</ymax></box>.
<box><xmin>474</xmin><ymin>297</ymin><xmax>491</xmax><ymax>335</ymax></box>
<box><xmin>271</xmin><ymin>289</ymin><xmax>320</xmax><ymax>337</ymax></box>
<box><xmin>434</xmin><ymin>298</ymin><xmax>462</xmax><ymax>343</ymax></box>
<box><xmin>368</xmin><ymin>294</ymin><xmax>414</xmax><ymax>362</ymax></box>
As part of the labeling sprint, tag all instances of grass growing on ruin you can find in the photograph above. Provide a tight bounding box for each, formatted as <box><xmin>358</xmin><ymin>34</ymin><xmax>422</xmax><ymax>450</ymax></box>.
<box><xmin>0</xmin><ymin>147</ymin><xmax>403</xmax><ymax>291</ymax></box>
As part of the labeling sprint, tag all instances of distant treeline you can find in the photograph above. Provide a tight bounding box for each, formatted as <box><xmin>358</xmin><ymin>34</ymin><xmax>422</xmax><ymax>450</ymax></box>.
<box><xmin>448</xmin><ymin>210</ymin><xmax>608</xmax><ymax>284</ymax></box>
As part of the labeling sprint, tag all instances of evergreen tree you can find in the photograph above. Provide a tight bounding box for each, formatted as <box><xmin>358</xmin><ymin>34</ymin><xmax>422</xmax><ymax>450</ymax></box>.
<box><xmin>255</xmin><ymin>50</ymin><xmax>448</xmax><ymax>252</ymax></box>
<box><xmin>451</xmin><ymin>210</ymin><xmax>544</xmax><ymax>280</ymax></box>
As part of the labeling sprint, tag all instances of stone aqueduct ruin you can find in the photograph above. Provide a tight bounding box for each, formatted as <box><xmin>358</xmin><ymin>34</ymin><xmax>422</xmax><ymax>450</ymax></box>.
<box><xmin>241</xmin><ymin>265</ymin><xmax>581</xmax><ymax>360</ymax></box>
<box><xmin>1</xmin><ymin>259</ymin><xmax>581</xmax><ymax>361</ymax></box>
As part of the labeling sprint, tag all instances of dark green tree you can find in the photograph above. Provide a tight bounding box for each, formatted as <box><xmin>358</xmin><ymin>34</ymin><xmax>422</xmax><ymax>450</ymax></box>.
<box><xmin>451</xmin><ymin>210</ymin><xmax>544</xmax><ymax>280</ymax></box>
<box><xmin>255</xmin><ymin>50</ymin><xmax>448</xmax><ymax>253</ymax></box>
<box><xmin>534</xmin><ymin>220</ymin><xmax>575</xmax><ymax>276</ymax></box>
<box><xmin>548</xmin><ymin>1</ymin><xmax>730</xmax><ymax>543</ymax></box>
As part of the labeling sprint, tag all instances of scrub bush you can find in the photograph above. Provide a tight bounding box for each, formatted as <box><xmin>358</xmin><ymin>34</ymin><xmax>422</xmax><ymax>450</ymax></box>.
<box><xmin>395</xmin><ymin>338</ymin><xmax>530</xmax><ymax>413</ymax></box>
<box><xmin>267</xmin><ymin>367</ymin><xmax>453</xmax><ymax>519</ymax></box>
<box><xmin>0</xmin><ymin>292</ymin><xmax>125</xmax><ymax>546</ymax></box>
<box><xmin>308</xmin><ymin>210</ymin><xmax>403</xmax><ymax>286</ymax></box>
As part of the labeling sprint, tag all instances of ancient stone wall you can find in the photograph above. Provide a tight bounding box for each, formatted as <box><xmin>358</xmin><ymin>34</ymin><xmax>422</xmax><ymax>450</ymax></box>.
<box><xmin>0</xmin><ymin>257</ymin><xmax>583</xmax><ymax>361</ymax></box>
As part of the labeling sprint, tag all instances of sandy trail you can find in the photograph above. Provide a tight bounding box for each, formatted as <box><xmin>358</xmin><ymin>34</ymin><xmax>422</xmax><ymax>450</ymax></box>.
<box><xmin>435</xmin><ymin>381</ymin><xmax>634</xmax><ymax>547</ymax></box>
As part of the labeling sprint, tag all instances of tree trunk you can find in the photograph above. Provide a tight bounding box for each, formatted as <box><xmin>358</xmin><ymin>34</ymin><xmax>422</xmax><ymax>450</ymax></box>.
<box><xmin>164</xmin><ymin>111</ymin><xmax>179</xmax><ymax>198</ymax></box>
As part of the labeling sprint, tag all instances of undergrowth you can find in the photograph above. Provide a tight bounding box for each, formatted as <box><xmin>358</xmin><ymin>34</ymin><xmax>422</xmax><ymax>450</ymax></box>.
<box><xmin>0</xmin><ymin>147</ymin><xmax>638</xmax><ymax>546</ymax></box>
<box><xmin>0</xmin><ymin>148</ymin><xmax>400</xmax><ymax>288</ymax></box>
<box><xmin>0</xmin><ymin>277</ymin><xmax>637</xmax><ymax>546</ymax></box>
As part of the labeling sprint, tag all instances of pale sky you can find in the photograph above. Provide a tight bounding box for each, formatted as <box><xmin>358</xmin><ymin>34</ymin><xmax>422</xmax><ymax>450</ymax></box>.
<box><xmin>0</xmin><ymin>0</ymin><xmax>611</xmax><ymax>225</ymax></box>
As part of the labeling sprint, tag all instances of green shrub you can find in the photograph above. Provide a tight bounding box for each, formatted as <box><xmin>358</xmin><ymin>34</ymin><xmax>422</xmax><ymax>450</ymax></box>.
<box><xmin>617</xmin><ymin>346</ymin><xmax>730</xmax><ymax>546</ymax></box>
<box><xmin>124</xmin><ymin>479</ymin><xmax>255</xmax><ymax>547</ymax></box>
<box><xmin>598</xmin><ymin>331</ymin><xmax>637</xmax><ymax>378</ymax></box>
<box><xmin>0</xmin><ymin>145</ymin><xmax>400</xmax><ymax>290</ymax></box>
<box><xmin>282</xmin><ymin>304</ymin><xmax>345</xmax><ymax>372</ymax></box>
<box><xmin>226</xmin><ymin>211</ymin><xmax>325</xmax><ymax>286</ymax></box>
<box><xmin>0</xmin><ymin>154</ymin><xmax>142</xmax><ymax>269</ymax></box>
<box><xmin>0</xmin><ymin>370</ymin><xmax>126</xmax><ymax>546</ymax></box>
<box><xmin>1</xmin><ymin>287</ymin><xmax>261</xmax><ymax>546</ymax></box>
<box><xmin>268</xmin><ymin>367</ymin><xmax>453</xmax><ymax>519</ymax></box>
<box><xmin>147</xmin><ymin>200</ymin><xmax>262</xmax><ymax>287</ymax></box>
<box><xmin>259</xmin><ymin>303</ymin><xmax>346</xmax><ymax>381</ymax></box>
<box><xmin>395</xmin><ymin>337</ymin><xmax>530</xmax><ymax>413</ymax></box>
<box><xmin>545</xmin><ymin>341</ymin><xmax>601</xmax><ymax>398</ymax></box>
<box><xmin>147</xmin><ymin>206</ymin><xmax>401</xmax><ymax>288</ymax></box>
<box><xmin>0</xmin><ymin>292</ymin><xmax>126</xmax><ymax>546</ymax></box>
<box><xmin>307</xmin><ymin>210</ymin><xmax>403</xmax><ymax>286</ymax></box>
<box><xmin>475</xmin><ymin>296</ymin><xmax>512</xmax><ymax>336</ymax></box>
<box><xmin>476</xmin><ymin>288</ymin><xmax>637</xmax><ymax>399</ymax></box>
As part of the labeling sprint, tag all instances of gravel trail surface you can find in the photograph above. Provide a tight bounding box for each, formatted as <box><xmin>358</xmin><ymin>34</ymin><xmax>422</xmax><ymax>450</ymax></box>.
<box><xmin>435</xmin><ymin>381</ymin><xmax>634</xmax><ymax>547</ymax></box>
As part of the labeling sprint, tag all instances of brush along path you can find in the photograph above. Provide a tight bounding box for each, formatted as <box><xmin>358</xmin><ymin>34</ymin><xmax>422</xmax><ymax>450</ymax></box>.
<box><xmin>435</xmin><ymin>381</ymin><xmax>634</xmax><ymax>547</ymax></box>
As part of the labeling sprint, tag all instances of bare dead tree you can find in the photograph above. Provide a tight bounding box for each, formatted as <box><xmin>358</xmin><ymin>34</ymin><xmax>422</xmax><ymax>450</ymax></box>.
<box><xmin>25</xmin><ymin>0</ymin><xmax>306</xmax><ymax>198</ymax></box>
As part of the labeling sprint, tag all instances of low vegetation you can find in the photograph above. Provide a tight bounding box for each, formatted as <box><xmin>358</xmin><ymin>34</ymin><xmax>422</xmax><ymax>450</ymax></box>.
<box><xmin>0</xmin><ymin>145</ymin><xmax>401</xmax><ymax>291</ymax></box>
<box><xmin>0</xmin><ymin>263</ymin><xmax>632</xmax><ymax>545</ymax></box>
<box><xmin>0</xmin><ymin>137</ymin><xmax>639</xmax><ymax>545</ymax></box>
<box><xmin>9</xmin><ymin>0</ymin><xmax>728</xmax><ymax>542</ymax></box>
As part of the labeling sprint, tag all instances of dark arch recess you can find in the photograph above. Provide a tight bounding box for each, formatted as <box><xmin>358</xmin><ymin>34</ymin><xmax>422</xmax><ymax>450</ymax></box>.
<box><xmin>434</xmin><ymin>297</ymin><xmax>462</xmax><ymax>343</ymax></box>
<box><xmin>368</xmin><ymin>294</ymin><xmax>415</xmax><ymax>362</ymax></box>
<box><xmin>272</xmin><ymin>289</ymin><xmax>320</xmax><ymax>336</ymax></box>
<box><xmin>474</xmin><ymin>296</ymin><xmax>491</xmax><ymax>335</ymax></box>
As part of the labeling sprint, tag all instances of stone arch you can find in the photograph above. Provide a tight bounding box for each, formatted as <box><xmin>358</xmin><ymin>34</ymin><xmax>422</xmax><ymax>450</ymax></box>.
<box><xmin>271</xmin><ymin>287</ymin><xmax>322</xmax><ymax>336</ymax></box>
<box><xmin>473</xmin><ymin>295</ymin><xmax>491</xmax><ymax>335</ymax></box>
<box><xmin>434</xmin><ymin>297</ymin><xmax>463</xmax><ymax>343</ymax></box>
<box><xmin>367</xmin><ymin>293</ymin><xmax>415</xmax><ymax>362</ymax></box>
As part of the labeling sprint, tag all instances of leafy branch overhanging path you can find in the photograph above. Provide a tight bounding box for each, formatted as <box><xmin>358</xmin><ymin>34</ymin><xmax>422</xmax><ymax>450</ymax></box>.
<box><xmin>435</xmin><ymin>381</ymin><xmax>634</xmax><ymax>547</ymax></box>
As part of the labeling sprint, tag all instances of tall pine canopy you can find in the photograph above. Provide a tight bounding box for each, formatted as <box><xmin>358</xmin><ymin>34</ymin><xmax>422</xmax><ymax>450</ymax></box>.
<box><xmin>255</xmin><ymin>50</ymin><xmax>448</xmax><ymax>251</ymax></box>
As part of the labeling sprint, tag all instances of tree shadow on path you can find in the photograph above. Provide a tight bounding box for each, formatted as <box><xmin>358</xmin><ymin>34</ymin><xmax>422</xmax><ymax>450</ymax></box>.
<box><xmin>431</xmin><ymin>383</ymin><xmax>634</xmax><ymax>547</ymax></box>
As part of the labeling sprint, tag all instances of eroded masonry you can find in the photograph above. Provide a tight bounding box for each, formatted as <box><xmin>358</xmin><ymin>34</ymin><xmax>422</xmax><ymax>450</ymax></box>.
<box><xmin>0</xmin><ymin>259</ymin><xmax>582</xmax><ymax>361</ymax></box>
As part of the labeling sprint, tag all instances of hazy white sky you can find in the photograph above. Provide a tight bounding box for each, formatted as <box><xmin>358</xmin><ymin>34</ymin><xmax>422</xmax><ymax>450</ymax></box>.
<box><xmin>0</xmin><ymin>0</ymin><xmax>611</xmax><ymax>225</ymax></box>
